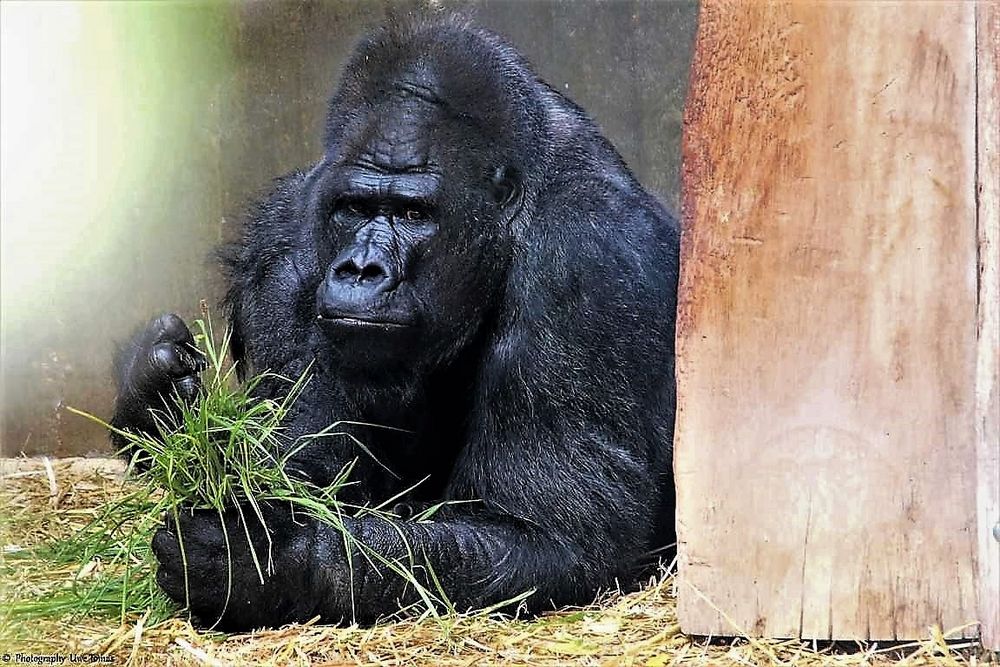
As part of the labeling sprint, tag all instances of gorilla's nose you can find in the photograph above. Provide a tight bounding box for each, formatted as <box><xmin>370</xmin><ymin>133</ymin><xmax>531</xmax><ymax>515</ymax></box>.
<box><xmin>332</xmin><ymin>256</ymin><xmax>390</xmax><ymax>286</ymax></box>
<box><xmin>329</xmin><ymin>242</ymin><xmax>399</xmax><ymax>291</ymax></box>
<box><xmin>318</xmin><ymin>246</ymin><xmax>400</xmax><ymax>319</ymax></box>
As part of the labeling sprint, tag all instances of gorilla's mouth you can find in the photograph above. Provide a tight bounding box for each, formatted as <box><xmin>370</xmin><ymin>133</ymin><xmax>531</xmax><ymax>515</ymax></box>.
<box><xmin>316</xmin><ymin>314</ymin><xmax>413</xmax><ymax>330</ymax></box>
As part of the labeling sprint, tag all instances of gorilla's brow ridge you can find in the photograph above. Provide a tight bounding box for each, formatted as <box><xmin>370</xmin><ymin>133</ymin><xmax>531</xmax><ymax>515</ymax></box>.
<box><xmin>394</xmin><ymin>81</ymin><xmax>443</xmax><ymax>106</ymax></box>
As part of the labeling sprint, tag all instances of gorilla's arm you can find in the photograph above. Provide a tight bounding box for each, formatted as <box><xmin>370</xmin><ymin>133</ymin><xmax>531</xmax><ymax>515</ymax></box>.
<box><xmin>156</xmin><ymin>416</ymin><xmax>655</xmax><ymax>628</ymax></box>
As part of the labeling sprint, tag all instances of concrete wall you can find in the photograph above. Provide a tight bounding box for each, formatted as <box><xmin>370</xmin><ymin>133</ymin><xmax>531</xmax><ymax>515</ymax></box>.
<box><xmin>0</xmin><ymin>0</ymin><xmax>697</xmax><ymax>456</ymax></box>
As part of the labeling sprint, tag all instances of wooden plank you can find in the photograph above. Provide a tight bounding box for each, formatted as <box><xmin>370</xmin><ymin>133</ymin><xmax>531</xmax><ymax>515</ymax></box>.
<box><xmin>675</xmin><ymin>0</ymin><xmax>980</xmax><ymax>640</ymax></box>
<box><xmin>975</xmin><ymin>0</ymin><xmax>1000</xmax><ymax>652</ymax></box>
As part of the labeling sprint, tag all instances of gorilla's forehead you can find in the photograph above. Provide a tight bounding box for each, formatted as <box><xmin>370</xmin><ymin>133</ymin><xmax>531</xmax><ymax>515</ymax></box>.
<box><xmin>334</xmin><ymin>167</ymin><xmax>441</xmax><ymax>203</ymax></box>
<box><xmin>353</xmin><ymin>81</ymin><xmax>445</xmax><ymax>172</ymax></box>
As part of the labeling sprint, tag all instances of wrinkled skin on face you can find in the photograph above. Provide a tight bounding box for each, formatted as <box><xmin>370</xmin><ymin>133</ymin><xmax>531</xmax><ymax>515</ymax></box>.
<box><xmin>112</xmin><ymin>15</ymin><xmax>679</xmax><ymax>631</ymax></box>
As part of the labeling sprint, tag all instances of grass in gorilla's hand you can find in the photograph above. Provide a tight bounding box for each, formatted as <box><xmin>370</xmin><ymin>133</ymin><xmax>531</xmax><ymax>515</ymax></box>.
<box><xmin>12</xmin><ymin>317</ymin><xmax>450</xmax><ymax>627</ymax></box>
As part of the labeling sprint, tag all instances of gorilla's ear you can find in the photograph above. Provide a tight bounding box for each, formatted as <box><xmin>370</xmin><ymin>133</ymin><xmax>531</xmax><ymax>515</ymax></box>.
<box><xmin>490</xmin><ymin>166</ymin><xmax>522</xmax><ymax>209</ymax></box>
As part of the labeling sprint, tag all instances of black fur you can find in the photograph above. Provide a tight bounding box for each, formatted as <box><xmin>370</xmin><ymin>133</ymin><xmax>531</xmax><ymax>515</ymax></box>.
<box><xmin>113</xmin><ymin>16</ymin><xmax>679</xmax><ymax>631</ymax></box>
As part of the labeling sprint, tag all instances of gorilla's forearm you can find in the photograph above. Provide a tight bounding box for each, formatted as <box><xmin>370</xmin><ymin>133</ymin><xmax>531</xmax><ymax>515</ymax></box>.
<box><xmin>310</xmin><ymin>514</ymin><xmax>613</xmax><ymax>623</ymax></box>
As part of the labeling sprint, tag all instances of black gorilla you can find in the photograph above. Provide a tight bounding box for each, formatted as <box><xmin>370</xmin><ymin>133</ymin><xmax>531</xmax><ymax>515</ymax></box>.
<box><xmin>112</xmin><ymin>16</ymin><xmax>679</xmax><ymax>630</ymax></box>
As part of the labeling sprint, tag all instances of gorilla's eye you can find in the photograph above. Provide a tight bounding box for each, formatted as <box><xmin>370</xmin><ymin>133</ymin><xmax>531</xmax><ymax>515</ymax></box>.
<box><xmin>332</xmin><ymin>200</ymin><xmax>371</xmax><ymax>222</ymax></box>
<box><xmin>404</xmin><ymin>208</ymin><xmax>427</xmax><ymax>221</ymax></box>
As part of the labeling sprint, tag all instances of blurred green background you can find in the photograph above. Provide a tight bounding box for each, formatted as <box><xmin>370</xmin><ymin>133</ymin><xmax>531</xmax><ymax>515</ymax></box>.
<box><xmin>0</xmin><ymin>0</ymin><xmax>697</xmax><ymax>457</ymax></box>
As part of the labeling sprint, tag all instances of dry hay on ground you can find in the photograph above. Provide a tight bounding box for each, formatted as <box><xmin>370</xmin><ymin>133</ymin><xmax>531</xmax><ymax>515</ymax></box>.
<box><xmin>0</xmin><ymin>457</ymin><xmax>995</xmax><ymax>666</ymax></box>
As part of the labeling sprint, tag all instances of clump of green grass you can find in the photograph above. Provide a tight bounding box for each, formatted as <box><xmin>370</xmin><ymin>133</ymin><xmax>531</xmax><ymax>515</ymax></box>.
<box><xmin>7</xmin><ymin>314</ymin><xmax>449</xmax><ymax>628</ymax></box>
<box><xmin>3</xmin><ymin>484</ymin><xmax>176</xmax><ymax>624</ymax></box>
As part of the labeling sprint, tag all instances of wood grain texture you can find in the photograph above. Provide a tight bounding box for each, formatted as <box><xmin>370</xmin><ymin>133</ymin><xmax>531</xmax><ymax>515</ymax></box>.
<box><xmin>676</xmin><ymin>0</ymin><xmax>980</xmax><ymax>640</ymax></box>
<box><xmin>975</xmin><ymin>0</ymin><xmax>1000</xmax><ymax>652</ymax></box>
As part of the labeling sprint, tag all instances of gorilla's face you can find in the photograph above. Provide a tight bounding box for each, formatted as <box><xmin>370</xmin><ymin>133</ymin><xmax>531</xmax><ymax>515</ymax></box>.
<box><xmin>312</xmin><ymin>83</ymin><xmax>519</xmax><ymax>375</ymax></box>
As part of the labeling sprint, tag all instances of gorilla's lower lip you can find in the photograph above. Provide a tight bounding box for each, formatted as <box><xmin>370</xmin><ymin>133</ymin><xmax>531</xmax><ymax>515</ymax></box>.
<box><xmin>317</xmin><ymin>315</ymin><xmax>412</xmax><ymax>329</ymax></box>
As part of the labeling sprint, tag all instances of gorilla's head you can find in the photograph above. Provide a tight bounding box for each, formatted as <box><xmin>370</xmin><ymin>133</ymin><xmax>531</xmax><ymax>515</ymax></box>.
<box><xmin>306</xmin><ymin>20</ymin><xmax>539</xmax><ymax>377</ymax></box>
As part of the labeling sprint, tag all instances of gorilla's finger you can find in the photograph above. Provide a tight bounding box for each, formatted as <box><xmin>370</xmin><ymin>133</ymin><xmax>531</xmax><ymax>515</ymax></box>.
<box><xmin>152</xmin><ymin>527</ymin><xmax>179</xmax><ymax>562</ymax></box>
<box><xmin>156</xmin><ymin>565</ymin><xmax>185</xmax><ymax>603</ymax></box>
<box><xmin>180</xmin><ymin>509</ymin><xmax>226</xmax><ymax>548</ymax></box>
<box><xmin>173</xmin><ymin>375</ymin><xmax>201</xmax><ymax>402</ymax></box>
<box><xmin>181</xmin><ymin>343</ymin><xmax>209</xmax><ymax>372</ymax></box>
<box><xmin>151</xmin><ymin>313</ymin><xmax>196</xmax><ymax>346</ymax></box>
<box><xmin>149</xmin><ymin>343</ymin><xmax>197</xmax><ymax>378</ymax></box>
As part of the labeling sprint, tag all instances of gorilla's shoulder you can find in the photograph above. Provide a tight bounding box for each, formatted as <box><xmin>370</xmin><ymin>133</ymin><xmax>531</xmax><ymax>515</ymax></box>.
<box><xmin>217</xmin><ymin>170</ymin><xmax>308</xmax><ymax>278</ymax></box>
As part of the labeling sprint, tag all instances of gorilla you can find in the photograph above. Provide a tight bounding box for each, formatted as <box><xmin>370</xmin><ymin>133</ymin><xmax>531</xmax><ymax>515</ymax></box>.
<box><xmin>112</xmin><ymin>15</ymin><xmax>679</xmax><ymax>630</ymax></box>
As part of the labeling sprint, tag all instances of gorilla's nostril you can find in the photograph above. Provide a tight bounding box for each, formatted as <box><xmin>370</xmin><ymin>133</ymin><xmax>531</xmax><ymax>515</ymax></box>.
<box><xmin>334</xmin><ymin>260</ymin><xmax>360</xmax><ymax>279</ymax></box>
<box><xmin>359</xmin><ymin>263</ymin><xmax>386</xmax><ymax>283</ymax></box>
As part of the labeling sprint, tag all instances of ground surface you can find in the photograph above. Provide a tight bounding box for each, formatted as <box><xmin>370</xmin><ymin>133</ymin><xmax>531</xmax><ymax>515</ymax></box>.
<box><xmin>1</xmin><ymin>457</ymin><xmax>995</xmax><ymax>666</ymax></box>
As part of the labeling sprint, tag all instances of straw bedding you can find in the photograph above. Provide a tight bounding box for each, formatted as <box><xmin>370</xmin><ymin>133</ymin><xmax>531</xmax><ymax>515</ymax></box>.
<box><xmin>1</xmin><ymin>458</ymin><xmax>994</xmax><ymax>666</ymax></box>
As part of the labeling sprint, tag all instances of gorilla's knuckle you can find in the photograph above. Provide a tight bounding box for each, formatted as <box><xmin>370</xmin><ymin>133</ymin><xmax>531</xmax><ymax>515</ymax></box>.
<box><xmin>152</xmin><ymin>313</ymin><xmax>191</xmax><ymax>343</ymax></box>
<box><xmin>155</xmin><ymin>567</ymin><xmax>177</xmax><ymax>597</ymax></box>
<box><xmin>148</xmin><ymin>342</ymin><xmax>183</xmax><ymax>374</ymax></box>
<box><xmin>173</xmin><ymin>376</ymin><xmax>200</xmax><ymax>401</ymax></box>
<box><xmin>151</xmin><ymin>529</ymin><xmax>175</xmax><ymax>561</ymax></box>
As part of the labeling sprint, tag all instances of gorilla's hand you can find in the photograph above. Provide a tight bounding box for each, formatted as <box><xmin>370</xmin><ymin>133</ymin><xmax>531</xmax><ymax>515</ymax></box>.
<box><xmin>152</xmin><ymin>503</ymin><xmax>329</xmax><ymax>630</ymax></box>
<box><xmin>110</xmin><ymin>314</ymin><xmax>206</xmax><ymax>457</ymax></box>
